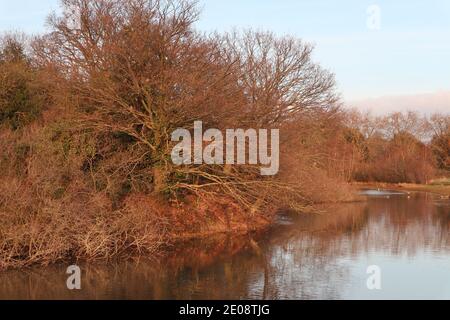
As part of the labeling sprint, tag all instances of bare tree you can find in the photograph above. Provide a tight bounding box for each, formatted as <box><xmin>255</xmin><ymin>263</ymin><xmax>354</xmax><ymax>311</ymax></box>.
<box><xmin>219</xmin><ymin>30</ymin><xmax>340</xmax><ymax>127</ymax></box>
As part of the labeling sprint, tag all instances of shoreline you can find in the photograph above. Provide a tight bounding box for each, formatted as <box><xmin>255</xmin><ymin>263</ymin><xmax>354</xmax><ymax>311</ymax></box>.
<box><xmin>2</xmin><ymin>183</ymin><xmax>447</xmax><ymax>272</ymax></box>
<box><xmin>352</xmin><ymin>182</ymin><xmax>450</xmax><ymax>197</ymax></box>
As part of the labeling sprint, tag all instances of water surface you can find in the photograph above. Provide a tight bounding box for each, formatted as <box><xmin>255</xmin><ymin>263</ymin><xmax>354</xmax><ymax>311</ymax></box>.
<box><xmin>0</xmin><ymin>191</ymin><xmax>449</xmax><ymax>300</ymax></box>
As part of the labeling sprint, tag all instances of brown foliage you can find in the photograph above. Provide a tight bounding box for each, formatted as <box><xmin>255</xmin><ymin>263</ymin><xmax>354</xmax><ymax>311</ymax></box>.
<box><xmin>30</xmin><ymin>0</ymin><xmax>343</xmax><ymax>211</ymax></box>
<box><xmin>0</xmin><ymin>0</ymin><xmax>352</xmax><ymax>269</ymax></box>
<box><xmin>345</xmin><ymin>110</ymin><xmax>447</xmax><ymax>184</ymax></box>
<box><xmin>0</xmin><ymin>34</ymin><xmax>50</xmax><ymax>130</ymax></box>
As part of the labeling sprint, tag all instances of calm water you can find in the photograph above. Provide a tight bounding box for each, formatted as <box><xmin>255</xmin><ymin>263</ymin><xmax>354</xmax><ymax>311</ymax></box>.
<box><xmin>0</xmin><ymin>190</ymin><xmax>449</xmax><ymax>300</ymax></box>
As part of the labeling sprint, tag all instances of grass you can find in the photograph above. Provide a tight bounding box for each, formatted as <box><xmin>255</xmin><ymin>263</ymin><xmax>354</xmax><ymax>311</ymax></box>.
<box><xmin>429</xmin><ymin>178</ymin><xmax>450</xmax><ymax>186</ymax></box>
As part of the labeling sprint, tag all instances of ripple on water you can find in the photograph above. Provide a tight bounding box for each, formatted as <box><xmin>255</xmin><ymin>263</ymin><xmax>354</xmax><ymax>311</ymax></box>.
<box><xmin>359</xmin><ymin>189</ymin><xmax>406</xmax><ymax>197</ymax></box>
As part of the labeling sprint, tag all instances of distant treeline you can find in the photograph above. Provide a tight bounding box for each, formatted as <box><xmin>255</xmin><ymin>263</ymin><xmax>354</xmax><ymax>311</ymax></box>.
<box><xmin>342</xmin><ymin>110</ymin><xmax>449</xmax><ymax>184</ymax></box>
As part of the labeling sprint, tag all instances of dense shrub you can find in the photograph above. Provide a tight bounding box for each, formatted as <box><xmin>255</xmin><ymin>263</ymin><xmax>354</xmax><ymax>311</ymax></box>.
<box><xmin>0</xmin><ymin>36</ymin><xmax>48</xmax><ymax>129</ymax></box>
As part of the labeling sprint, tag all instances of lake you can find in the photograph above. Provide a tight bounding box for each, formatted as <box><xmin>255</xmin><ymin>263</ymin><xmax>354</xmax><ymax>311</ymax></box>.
<box><xmin>0</xmin><ymin>190</ymin><xmax>449</xmax><ymax>300</ymax></box>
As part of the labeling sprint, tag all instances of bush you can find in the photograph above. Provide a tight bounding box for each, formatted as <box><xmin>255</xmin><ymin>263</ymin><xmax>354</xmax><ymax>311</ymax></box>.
<box><xmin>0</xmin><ymin>37</ymin><xmax>48</xmax><ymax>129</ymax></box>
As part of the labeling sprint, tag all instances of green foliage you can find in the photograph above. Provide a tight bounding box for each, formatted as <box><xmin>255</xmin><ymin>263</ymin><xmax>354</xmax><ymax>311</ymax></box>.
<box><xmin>0</xmin><ymin>73</ymin><xmax>40</xmax><ymax>129</ymax></box>
<box><xmin>0</xmin><ymin>38</ymin><xmax>46</xmax><ymax>130</ymax></box>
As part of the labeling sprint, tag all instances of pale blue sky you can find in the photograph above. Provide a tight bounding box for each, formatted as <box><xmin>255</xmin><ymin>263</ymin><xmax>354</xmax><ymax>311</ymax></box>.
<box><xmin>1</xmin><ymin>0</ymin><xmax>449</xmax><ymax>109</ymax></box>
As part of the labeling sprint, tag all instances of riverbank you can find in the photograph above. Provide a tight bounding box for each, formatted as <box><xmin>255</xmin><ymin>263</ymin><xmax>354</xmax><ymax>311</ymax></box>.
<box><xmin>2</xmin><ymin>191</ymin><xmax>448</xmax><ymax>300</ymax></box>
<box><xmin>0</xmin><ymin>191</ymin><xmax>275</xmax><ymax>271</ymax></box>
<box><xmin>0</xmin><ymin>179</ymin><xmax>355</xmax><ymax>271</ymax></box>
<box><xmin>352</xmin><ymin>182</ymin><xmax>450</xmax><ymax>197</ymax></box>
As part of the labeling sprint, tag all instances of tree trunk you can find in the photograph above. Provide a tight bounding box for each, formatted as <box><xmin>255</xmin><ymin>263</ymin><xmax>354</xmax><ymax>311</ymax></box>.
<box><xmin>153</xmin><ymin>167</ymin><xmax>166</xmax><ymax>193</ymax></box>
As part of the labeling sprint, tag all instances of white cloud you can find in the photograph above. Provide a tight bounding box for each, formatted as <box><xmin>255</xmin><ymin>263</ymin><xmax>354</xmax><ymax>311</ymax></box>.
<box><xmin>346</xmin><ymin>90</ymin><xmax>450</xmax><ymax>115</ymax></box>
